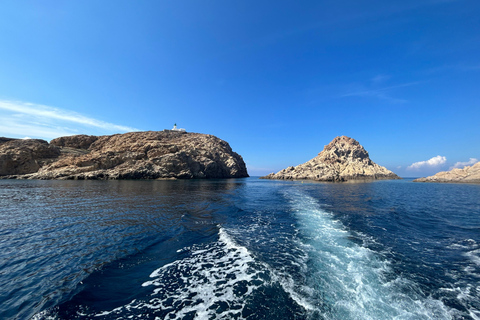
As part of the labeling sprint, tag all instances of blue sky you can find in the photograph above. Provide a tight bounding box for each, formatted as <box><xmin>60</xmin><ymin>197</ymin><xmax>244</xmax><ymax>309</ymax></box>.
<box><xmin>0</xmin><ymin>1</ymin><xmax>479</xmax><ymax>177</ymax></box>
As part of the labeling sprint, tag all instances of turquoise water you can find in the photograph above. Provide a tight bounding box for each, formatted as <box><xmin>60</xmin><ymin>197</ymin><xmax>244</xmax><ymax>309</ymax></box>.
<box><xmin>1</xmin><ymin>178</ymin><xmax>479</xmax><ymax>319</ymax></box>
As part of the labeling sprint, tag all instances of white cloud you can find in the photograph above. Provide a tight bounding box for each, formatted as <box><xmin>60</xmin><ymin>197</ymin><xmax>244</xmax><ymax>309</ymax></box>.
<box><xmin>407</xmin><ymin>155</ymin><xmax>447</xmax><ymax>170</ymax></box>
<box><xmin>451</xmin><ymin>158</ymin><xmax>479</xmax><ymax>169</ymax></box>
<box><xmin>0</xmin><ymin>100</ymin><xmax>140</xmax><ymax>140</ymax></box>
<box><xmin>0</xmin><ymin>100</ymin><xmax>138</xmax><ymax>131</ymax></box>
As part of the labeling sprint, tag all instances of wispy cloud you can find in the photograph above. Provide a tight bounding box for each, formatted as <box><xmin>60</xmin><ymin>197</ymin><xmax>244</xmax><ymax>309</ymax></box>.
<box><xmin>424</xmin><ymin>63</ymin><xmax>480</xmax><ymax>75</ymax></box>
<box><xmin>341</xmin><ymin>81</ymin><xmax>422</xmax><ymax>103</ymax></box>
<box><xmin>450</xmin><ymin>158</ymin><xmax>479</xmax><ymax>170</ymax></box>
<box><xmin>407</xmin><ymin>155</ymin><xmax>447</xmax><ymax>170</ymax></box>
<box><xmin>371</xmin><ymin>74</ymin><xmax>391</xmax><ymax>85</ymax></box>
<box><xmin>0</xmin><ymin>100</ymin><xmax>137</xmax><ymax>131</ymax></box>
<box><xmin>0</xmin><ymin>100</ymin><xmax>140</xmax><ymax>140</ymax></box>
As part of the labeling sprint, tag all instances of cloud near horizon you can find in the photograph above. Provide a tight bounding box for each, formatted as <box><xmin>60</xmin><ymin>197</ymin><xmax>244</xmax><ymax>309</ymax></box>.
<box><xmin>0</xmin><ymin>100</ymin><xmax>140</xmax><ymax>140</ymax></box>
<box><xmin>407</xmin><ymin>155</ymin><xmax>447</xmax><ymax>170</ymax></box>
<box><xmin>451</xmin><ymin>158</ymin><xmax>479</xmax><ymax>169</ymax></box>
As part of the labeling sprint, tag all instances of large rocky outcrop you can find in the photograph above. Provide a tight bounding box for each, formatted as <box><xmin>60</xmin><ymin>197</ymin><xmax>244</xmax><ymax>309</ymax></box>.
<box><xmin>413</xmin><ymin>162</ymin><xmax>480</xmax><ymax>183</ymax></box>
<box><xmin>261</xmin><ymin>136</ymin><xmax>400</xmax><ymax>182</ymax></box>
<box><xmin>0</xmin><ymin>131</ymin><xmax>249</xmax><ymax>180</ymax></box>
<box><xmin>0</xmin><ymin>138</ymin><xmax>60</xmax><ymax>176</ymax></box>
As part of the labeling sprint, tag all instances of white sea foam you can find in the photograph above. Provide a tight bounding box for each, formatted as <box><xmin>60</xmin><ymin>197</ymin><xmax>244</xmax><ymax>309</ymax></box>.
<box><xmin>282</xmin><ymin>188</ymin><xmax>456</xmax><ymax>320</ymax></box>
<box><xmin>466</xmin><ymin>249</ymin><xmax>480</xmax><ymax>267</ymax></box>
<box><xmin>443</xmin><ymin>238</ymin><xmax>480</xmax><ymax>318</ymax></box>
<box><xmin>90</xmin><ymin>227</ymin><xmax>267</xmax><ymax>320</ymax></box>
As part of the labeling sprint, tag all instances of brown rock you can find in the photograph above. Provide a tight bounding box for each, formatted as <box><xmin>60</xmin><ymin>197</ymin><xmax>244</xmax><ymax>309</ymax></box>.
<box><xmin>50</xmin><ymin>134</ymin><xmax>98</xmax><ymax>150</ymax></box>
<box><xmin>413</xmin><ymin>162</ymin><xmax>480</xmax><ymax>183</ymax></box>
<box><xmin>0</xmin><ymin>138</ymin><xmax>60</xmax><ymax>176</ymax></box>
<box><xmin>261</xmin><ymin>136</ymin><xmax>400</xmax><ymax>182</ymax></box>
<box><xmin>1</xmin><ymin>131</ymin><xmax>248</xmax><ymax>180</ymax></box>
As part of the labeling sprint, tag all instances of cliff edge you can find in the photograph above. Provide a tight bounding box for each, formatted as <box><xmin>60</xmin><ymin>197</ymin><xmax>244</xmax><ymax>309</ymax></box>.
<box><xmin>413</xmin><ymin>162</ymin><xmax>480</xmax><ymax>183</ymax></box>
<box><xmin>0</xmin><ymin>131</ymin><xmax>249</xmax><ymax>180</ymax></box>
<box><xmin>261</xmin><ymin>136</ymin><xmax>400</xmax><ymax>182</ymax></box>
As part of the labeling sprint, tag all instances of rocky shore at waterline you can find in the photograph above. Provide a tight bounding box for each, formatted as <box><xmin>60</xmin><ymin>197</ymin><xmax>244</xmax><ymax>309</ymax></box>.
<box><xmin>414</xmin><ymin>162</ymin><xmax>480</xmax><ymax>183</ymax></box>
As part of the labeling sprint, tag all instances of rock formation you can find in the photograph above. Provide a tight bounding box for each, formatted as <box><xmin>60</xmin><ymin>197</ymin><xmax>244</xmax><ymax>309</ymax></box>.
<box><xmin>0</xmin><ymin>131</ymin><xmax>249</xmax><ymax>180</ymax></box>
<box><xmin>50</xmin><ymin>134</ymin><xmax>98</xmax><ymax>149</ymax></box>
<box><xmin>261</xmin><ymin>136</ymin><xmax>400</xmax><ymax>182</ymax></box>
<box><xmin>0</xmin><ymin>139</ymin><xmax>60</xmax><ymax>176</ymax></box>
<box><xmin>413</xmin><ymin>162</ymin><xmax>480</xmax><ymax>183</ymax></box>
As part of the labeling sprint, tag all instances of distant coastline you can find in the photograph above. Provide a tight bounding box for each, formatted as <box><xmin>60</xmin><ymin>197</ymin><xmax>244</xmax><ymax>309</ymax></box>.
<box><xmin>414</xmin><ymin>162</ymin><xmax>480</xmax><ymax>184</ymax></box>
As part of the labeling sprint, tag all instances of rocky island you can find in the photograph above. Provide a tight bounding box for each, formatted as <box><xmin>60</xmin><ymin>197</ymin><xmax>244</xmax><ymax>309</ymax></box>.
<box><xmin>0</xmin><ymin>131</ymin><xmax>249</xmax><ymax>180</ymax></box>
<box><xmin>413</xmin><ymin>162</ymin><xmax>480</xmax><ymax>183</ymax></box>
<box><xmin>261</xmin><ymin>136</ymin><xmax>400</xmax><ymax>182</ymax></box>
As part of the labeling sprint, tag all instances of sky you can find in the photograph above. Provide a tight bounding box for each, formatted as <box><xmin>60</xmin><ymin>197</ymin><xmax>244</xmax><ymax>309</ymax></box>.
<box><xmin>0</xmin><ymin>0</ymin><xmax>479</xmax><ymax>177</ymax></box>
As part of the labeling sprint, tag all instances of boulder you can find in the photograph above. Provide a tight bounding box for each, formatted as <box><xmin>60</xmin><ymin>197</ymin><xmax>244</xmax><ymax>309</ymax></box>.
<box><xmin>0</xmin><ymin>138</ymin><xmax>60</xmax><ymax>176</ymax></box>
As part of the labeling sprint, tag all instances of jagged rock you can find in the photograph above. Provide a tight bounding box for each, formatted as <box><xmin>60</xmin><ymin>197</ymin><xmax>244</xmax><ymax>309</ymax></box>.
<box><xmin>0</xmin><ymin>131</ymin><xmax>248</xmax><ymax>180</ymax></box>
<box><xmin>0</xmin><ymin>138</ymin><xmax>61</xmax><ymax>176</ymax></box>
<box><xmin>413</xmin><ymin>162</ymin><xmax>480</xmax><ymax>183</ymax></box>
<box><xmin>261</xmin><ymin>136</ymin><xmax>400</xmax><ymax>182</ymax></box>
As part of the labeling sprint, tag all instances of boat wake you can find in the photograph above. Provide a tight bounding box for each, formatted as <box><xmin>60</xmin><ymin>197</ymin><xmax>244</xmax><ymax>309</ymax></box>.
<box><xmin>283</xmin><ymin>188</ymin><xmax>460</xmax><ymax>320</ymax></box>
<box><xmin>87</xmin><ymin>228</ymin><xmax>286</xmax><ymax>319</ymax></box>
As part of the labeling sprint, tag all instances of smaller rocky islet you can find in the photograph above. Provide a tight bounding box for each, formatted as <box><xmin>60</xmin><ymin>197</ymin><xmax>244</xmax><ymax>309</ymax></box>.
<box><xmin>261</xmin><ymin>135</ymin><xmax>400</xmax><ymax>182</ymax></box>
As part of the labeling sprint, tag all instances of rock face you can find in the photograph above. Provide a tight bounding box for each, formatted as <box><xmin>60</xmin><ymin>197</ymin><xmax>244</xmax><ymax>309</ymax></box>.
<box><xmin>50</xmin><ymin>134</ymin><xmax>98</xmax><ymax>149</ymax></box>
<box><xmin>261</xmin><ymin>136</ymin><xmax>400</xmax><ymax>182</ymax></box>
<box><xmin>0</xmin><ymin>139</ymin><xmax>60</xmax><ymax>176</ymax></box>
<box><xmin>413</xmin><ymin>162</ymin><xmax>480</xmax><ymax>183</ymax></box>
<box><xmin>0</xmin><ymin>131</ymin><xmax>249</xmax><ymax>180</ymax></box>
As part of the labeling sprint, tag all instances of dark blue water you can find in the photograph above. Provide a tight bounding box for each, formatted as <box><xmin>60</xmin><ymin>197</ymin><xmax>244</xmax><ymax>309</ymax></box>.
<box><xmin>1</xmin><ymin>178</ymin><xmax>479</xmax><ymax>320</ymax></box>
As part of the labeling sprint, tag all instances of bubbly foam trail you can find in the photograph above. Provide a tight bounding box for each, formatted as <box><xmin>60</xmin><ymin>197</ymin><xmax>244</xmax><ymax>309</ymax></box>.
<box><xmin>283</xmin><ymin>188</ymin><xmax>456</xmax><ymax>320</ymax></box>
<box><xmin>88</xmin><ymin>227</ymin><xmax>269</xmax><ymax>320</ymax></box>
<box><xmin>445</xmin><ymin>239</ymin><xmax>480</xmax><ymax>320</ymax></box>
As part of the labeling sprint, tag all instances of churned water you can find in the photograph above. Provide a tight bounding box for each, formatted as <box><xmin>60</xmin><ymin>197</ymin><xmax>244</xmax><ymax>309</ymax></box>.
<box><xmin>0</xmin><ymin>178</ymin><xmax>479</xmax><ymax>319</ymax></box>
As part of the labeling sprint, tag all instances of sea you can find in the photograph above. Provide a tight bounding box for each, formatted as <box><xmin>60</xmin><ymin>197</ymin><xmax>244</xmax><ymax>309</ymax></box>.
<box><xmin>1</xmin><ymin>178</ymin><xmax>479</xmax><ymax>320</ymax></box>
